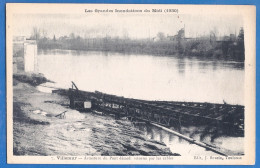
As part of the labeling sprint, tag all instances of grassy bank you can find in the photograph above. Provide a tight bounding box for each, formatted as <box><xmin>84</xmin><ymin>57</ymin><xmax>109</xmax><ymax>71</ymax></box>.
<box><xmin>13</xmin><ymin>73</ymin><xmax>64</xmax><ymax>127</ymax></box>
<box><xmin>13</xmin><ymin>73</ymin><xmax>50</xmax><ymax>86</ymax></box>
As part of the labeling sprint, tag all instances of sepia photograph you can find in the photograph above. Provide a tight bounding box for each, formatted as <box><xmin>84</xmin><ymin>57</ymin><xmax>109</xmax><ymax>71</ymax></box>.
<box><xmin>6</xmin><ymin>4</ymin><xmax>255</xmax><ymax>164</ymax></box>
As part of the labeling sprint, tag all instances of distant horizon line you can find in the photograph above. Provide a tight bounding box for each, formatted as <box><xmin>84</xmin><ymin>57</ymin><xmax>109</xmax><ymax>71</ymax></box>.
<box><xmin>14</xmin><ymin>29</ymin><xmax>243</xmax><ymax>41</ymax></box>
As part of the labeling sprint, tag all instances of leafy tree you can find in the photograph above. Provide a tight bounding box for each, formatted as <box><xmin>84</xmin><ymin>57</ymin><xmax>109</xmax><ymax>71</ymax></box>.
<box><xmin>69</xmin><ymin>33</ymin><xmax>75</xmax><ymax>39</ymax></box>
<box><xmin>157</xmin><ymin>32</ymin><xmax>166</xmax><ymax>41</ymax></box>
<box><xmin>236</xmin><ymin>27</ymin><xmax>245</xmax><ymax>60</ymax></box>
<box><xmin>176</xmin><ymin>29</ymin><xmax>185</xmax><ymax>54</ymax></box>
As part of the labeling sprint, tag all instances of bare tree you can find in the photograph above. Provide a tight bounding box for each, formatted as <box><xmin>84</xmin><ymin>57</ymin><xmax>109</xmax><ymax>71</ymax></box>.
<box><xmin>31</xmin><ymin>27</ymin><xmax>41</xmax><ymax>41</ymax></box>
<box><xmin>122</xmin><ymin>28</ymin><xmax>129</xmax><ymax>39</ymax></box>
<box><xmin>41</xmin><ymin>29</ymin><xmax>48</xmax><ymax>39</ymax></box>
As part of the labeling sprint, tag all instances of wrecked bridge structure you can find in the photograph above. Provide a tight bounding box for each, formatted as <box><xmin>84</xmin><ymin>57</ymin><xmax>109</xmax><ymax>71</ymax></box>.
<box><xmin>53</xmin><ymin>82</ymin><xmax>244</xmax><ymax>138</ymax></box>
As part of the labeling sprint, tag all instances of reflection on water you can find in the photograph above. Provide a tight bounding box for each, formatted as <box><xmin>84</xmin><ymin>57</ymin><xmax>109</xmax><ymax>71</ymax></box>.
<box><xmin>177</xmin><ymin>59</ymin><xmax>186</xmax><ymax>74</ymax></box>
<box><xmin>133</xmin><ymin>123</ymin><xmax>244</xmax><ymax>156</ymax></box>
<box><xmin>38</xmin><ymin>49</ymin><xmax>244</xmax><ymax>105</ymax></box>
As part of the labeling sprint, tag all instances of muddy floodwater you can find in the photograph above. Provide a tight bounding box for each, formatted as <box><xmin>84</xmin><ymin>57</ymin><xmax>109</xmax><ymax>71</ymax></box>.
<box><xmin>133</xmin><ymin>123</ymin><xmax>244</xmax><ymax>156</ymax></box>
<box><xmin>38</xmin><ymin>49</ymin><xmax>244</xmax><ymax>105</ymax></box>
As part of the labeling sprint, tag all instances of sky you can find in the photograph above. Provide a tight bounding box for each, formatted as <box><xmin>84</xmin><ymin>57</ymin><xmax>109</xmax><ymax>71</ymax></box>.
<box><xmin>13</xmin><ymin>13</ymin><xmax>243</xmax><ymax>39</ymax></box>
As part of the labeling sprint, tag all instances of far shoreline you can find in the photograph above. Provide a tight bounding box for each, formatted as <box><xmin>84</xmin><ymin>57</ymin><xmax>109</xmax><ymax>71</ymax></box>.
<box><xmin>38</xmin><ymin>48</ymin><xmax>246</xmax><ymax>65</ymax></box>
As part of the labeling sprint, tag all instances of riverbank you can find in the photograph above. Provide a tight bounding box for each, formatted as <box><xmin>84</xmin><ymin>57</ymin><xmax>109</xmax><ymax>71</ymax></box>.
<box><xmin>13</xmin><ymin>73</ymin><xmax>179</xmax><ymax>156</ymax></box>
<box><xmin>38</xmin><ymin>32</ymin><xmax>245</xmax><ymax>61</ymax></box>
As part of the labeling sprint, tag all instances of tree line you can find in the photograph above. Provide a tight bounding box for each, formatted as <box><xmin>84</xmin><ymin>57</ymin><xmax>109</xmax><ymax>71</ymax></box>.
<box><xmin>30</xmin><ymin>27</ymin><xmax>245</xmax><ymax>61</ymax></box>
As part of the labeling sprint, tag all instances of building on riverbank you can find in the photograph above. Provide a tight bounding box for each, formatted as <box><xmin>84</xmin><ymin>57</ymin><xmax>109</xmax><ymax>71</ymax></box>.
<box><xmin>13</xmin><ymin>36</ymin><xmax>38</xmax><ymax>73</ymax></box>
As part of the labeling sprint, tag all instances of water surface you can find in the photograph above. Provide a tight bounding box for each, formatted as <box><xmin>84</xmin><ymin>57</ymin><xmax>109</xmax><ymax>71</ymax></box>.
<box><xmin>38</xmin><ymin>49</ymin><xmax>244</xmax><ymax>105</ymax></box>
<box><xmin>34</xmin><ymin>49</ymin><xmax>244</xmax><ymax>155</ymax></box>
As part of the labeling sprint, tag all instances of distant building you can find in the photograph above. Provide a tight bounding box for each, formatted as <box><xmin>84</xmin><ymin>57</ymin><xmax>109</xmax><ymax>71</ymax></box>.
<box><xmin>215</xmin><ymin>34</ymin><xmax>237</xmax><ymax>43</ymax></box>
<box><xmin>59</xmin><ymin>36</ymin><xmax>70</xmax><ymax>41</ymax></box>
<box><xmin>13</xmin><ymin>36</ymin><xmax>26</xmax><ymax>43</ymax></box>
<box><xmin>24</xmin><ymin>40</ymin><xmax>38</xmax><ymax>72</ymax></box>
<box><xmin>156</xmin><ymin>27</ymin><xmax>195</xmax><ymax>42</ymax></box>
<box><xmin>184</xmin><ymin>37</ymin><xmax>194</xmax><ymax>41</ymax></box>
<box><xmin>166</xmin><ymin>35</ymin><xmax>176</xmax><ymax>41</ymax></box>
<box><xmin>152</xmin><ymin>37</ymin><xmax>160</xmax><ymax>42</ymax></box>
<box><xmin>166</xmin><ymin>35</ymin><xmax>178</xmax><ymax>41</ymax></box>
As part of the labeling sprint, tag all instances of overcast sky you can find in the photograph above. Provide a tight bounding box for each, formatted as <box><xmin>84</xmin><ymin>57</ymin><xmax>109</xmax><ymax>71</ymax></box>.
<box><xmin>13</xmin><ymin>13</ymin><xmax>243</xmax><ymax>39</ymax></box>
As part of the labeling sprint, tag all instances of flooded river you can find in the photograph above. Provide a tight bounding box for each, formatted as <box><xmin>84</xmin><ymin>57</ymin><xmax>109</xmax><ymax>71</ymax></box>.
<box><xmin>16</xmin><ymin>49</ymin><xmax>244</xmax><ymax>156</ymax></box>
<box><xmin>38</xmin><ymin>49</ymin><xmax>244</xmax><ymax>105</ymax></box>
